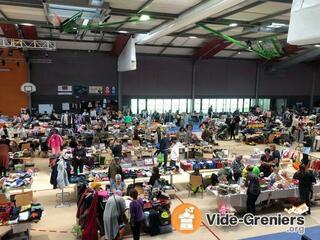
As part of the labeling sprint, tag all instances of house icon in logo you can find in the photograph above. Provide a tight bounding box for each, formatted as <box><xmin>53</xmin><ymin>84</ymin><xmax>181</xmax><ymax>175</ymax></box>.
<box><xmin>179</xmin><ymin>207</ymin><xmax>195</xmax><ymax>230</ymax></box>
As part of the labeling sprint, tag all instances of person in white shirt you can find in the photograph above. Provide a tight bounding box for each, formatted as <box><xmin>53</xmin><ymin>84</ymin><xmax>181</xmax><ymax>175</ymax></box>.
<box><xmin>170</xmin><ymin>140</ymin><xmax>180</xmax><ymax>167</ymax></box>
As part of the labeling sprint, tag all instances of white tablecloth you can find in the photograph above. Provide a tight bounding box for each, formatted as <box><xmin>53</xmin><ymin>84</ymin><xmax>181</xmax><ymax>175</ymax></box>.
<box><xmin>208</xmin><ymin>184</ymin><xmax>320</xmax><ymax>209</ymax></box>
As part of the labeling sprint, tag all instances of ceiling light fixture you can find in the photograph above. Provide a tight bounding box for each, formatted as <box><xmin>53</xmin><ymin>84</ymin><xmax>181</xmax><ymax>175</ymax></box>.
<box><xmin>189</xmin><ymin>36</ymin><xmax>197</xmax><ymax>39</ymax></box>
<box><xmin>21</xmin><ymin>23</ymin><xmax>34</xmax><ymax>26</ymax></box>
<box><xmin>229</xmin><ymin>23</ymin><xmax>238</xmax><ymax>27</ymax></box>
<box><xmin>315</xmin><ymin>44</ymin><xmax>320</xmax><ymax>47</ymax></box>
<box><xmin>267</xmin><ymin>22</ymin><xmax>287</xmax><ymax>29</ymax></box>
<box><xmin>118</xmin><ymin>30</ymin><xmax>129</xmax><ymax>34</ymax></box>
<box><xmin>139</xmin><ymin>15</ymin><xmax>150</xmax><ymax>21</ymax></box>
<box><xmin>238</xmin><ymin>51</ymin><xmax>241</xmax><ymax>54</ymax></box>
<box><xmin>82</xmin><ymin>19</ymin><xmax>89</xmax><ymax>26</ymax></box>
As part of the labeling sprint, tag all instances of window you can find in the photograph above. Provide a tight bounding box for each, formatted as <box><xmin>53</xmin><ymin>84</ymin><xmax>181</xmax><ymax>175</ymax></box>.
<box><xmin>259</xmin><ymin>98</ymin><xmax>271</xmax><ymax>111</ymax></box>
<box><xmin>217</xmin><ymin>99</ymin><xmax>224</xmax><ymax>112</ymax></box>
<box><xmin>224</xmin><ymin>99</ymin><xmax>231</xmax><ymax>112</ymax></box>
<box><xmin>194</xmin><ymin>99</ymin><xmax>201</xmax><ymax>113</ymax></box>
<box><xmin>244</xmin><ymin>98</ymin><xmax>250</xmax><ymax>112</ymax></box>
<box><xmin>138</xmin><ymin>99</ymin><xmax>146</xmax><ymax>113</ymax></box>
<box><xmin>188</xmin><ymin>99</ymin><xmax>192</xmax><ymax>113</ymax></box>
<box><xmin>238</xmin><ymin>98</ymin><xmax>243</xmax><ymax>112</ymax></box>
<box><xmin>202</xmin><ymin>99</ymin><xmax>210</xmax><ymax>113</ymax></box>
<box><xmin>147</xmin><ymin>99</ymin><xmax>155</xmax><ymax>113</ymax></box>
<box><xmin>179</xmin><ymin>99</ymin><xmax>187</xmax><ymax>113</ymax></box>
<box><xmin>209</xmin><ymin>99</ymin><xmax>217</xmax><ymax>112</ymax></box>
<box><xmin>155</xmin><ymin>99</ymin><xmax>164</xmax><ymax>113</ymax></box>
<box><xmin>230</xmin><ymin>98</ymin><xmax>238</xmax><ymax>112</ymax></box>
<box><xmin>171</xmin><ymin>99</ymin><xmax>180</xmax><ymax>112</ymax></box>
<box><xmin>163</xmin><ymin>99</ymin><xmax>172</xmax><ymax>112</ymax></box>
<box><xmin>131</xmin><ymin>99</ymin><xmax>137</xmax><ymax>114</ymax></box>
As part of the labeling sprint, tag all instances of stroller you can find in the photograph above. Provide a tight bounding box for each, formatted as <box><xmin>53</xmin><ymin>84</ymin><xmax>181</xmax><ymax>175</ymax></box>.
<box><xmin>215</xmin><ymin>123</ymin><xmax>228</xmax><ymax>140</ymax></box>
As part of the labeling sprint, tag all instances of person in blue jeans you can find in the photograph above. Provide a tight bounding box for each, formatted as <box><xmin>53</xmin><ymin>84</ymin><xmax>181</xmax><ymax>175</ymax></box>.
<box><xmin>158</xmin><ymin>133</ymin><xmax>170</xmax><ymax>169</ymax></box>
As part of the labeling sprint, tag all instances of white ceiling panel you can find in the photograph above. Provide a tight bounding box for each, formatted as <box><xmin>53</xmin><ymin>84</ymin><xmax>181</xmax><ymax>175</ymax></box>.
<box><xmin>146</xmin><ymin>0</ymin><xmax>202</xmax><ymax>14</ymax></box>
<box><xmin>162</xmin><ymin>47</ymin><xmax>194</xmax><ymax>55</ymax></box>
<box><xmin>107</xmin><ymin>0</ymin><xmax>146</xmax><ymax>10</ymax></box>
<box><xmin>221</xmin><ymin>27</ymin><xmax>244</xmax><ymax>36</ymax></box>
<box><xmin>225</xmin><ymin>12</ymin><xmax>266</xmax><ymax>21</ymax></box>
<box><xmin>245</xmin><ymin>2</ymin><xmax>291</xmax><ymax>15</ymax></box>
<box><xmin>98</xmin><ymin>43</ymin><xmax>113</xmax><ymax>51</ymax></box>
<box><xmin>244</xmin><ymin>32</ymin><xmax>277</xmax><ymax>38</ymax></box>
<box><xmin>172</xmin><ymin>37</ymin><xmax>190</xmax><ymax>46</ymax></box>
<box><xmin>273</xmin><ymin>14</ymin><xmax>290</xmax><ymax>21</ymax></box>
<box><xmin>214</xmin><ymin>50</ymin><xmax>235</xmax><ymax>57</ymax></box>
<box><xmin>226</xmin><ymin>44</ymin><xmax>242</xmax><ymax>50</ymax></box>
<box><xmin>56</xmin><ymin>41</ymin><xmax>99</xmax><ymax>50</ymax></box>
<box><xmin>152</xmin><ymin>36</ymin><xmax>175</xmax><ymax>45</ymax></box>
<box><xmin>233</xmin><ymin>51</ymin><xmax>259</xmax><ymax>59</ymax></box>
<box><xmin>0</xmin><ymin>5</ymin><xmax>46</xmax><ymax>22</ymax></box>
<box><xmin>136</xmin><ymin>45</ymin><xmax>163</xmax><ymax>54</ymax></box>
<box><xmin>182</xmin><ymin>38</ymin><xmax>206</xmax><ymax>47</ymax></box>
<box><xmin>122</xmin><ymin>19</ymin><xmax>164</xmax><ymax>30</ymax></box>
<box><xmin>187</xmin><ymin>24</ymin><xmax>227</xmax><ymax>35</ymax></box>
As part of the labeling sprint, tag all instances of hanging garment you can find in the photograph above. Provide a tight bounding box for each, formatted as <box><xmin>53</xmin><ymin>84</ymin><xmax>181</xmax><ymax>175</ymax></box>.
<box><xmin>103</xmin><ymin>195</ymin><xmax>126</xmax><ymax>240</ymax></box>
<box><xmin>57</xmin><ymin>159</ymin><xmax>69</xmax><ymax>189</ymax></box>
<box><xmin>0</xmin><ymin>144</ymin><xmax>9</xmax><ymax>169</ymax></box>
<box><xmin>48</xmin><ymin>134</ymin><xmax>63</xmax><ymax>154</ymax></box>
<box><xmin>82</xmin><ymin>193</ymin><xmax>99</xmax><ymax>240</ymax></box>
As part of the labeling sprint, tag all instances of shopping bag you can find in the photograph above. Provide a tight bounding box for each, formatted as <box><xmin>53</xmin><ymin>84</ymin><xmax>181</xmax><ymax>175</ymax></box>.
<box><xmin>157</xmin><ymin>153</ymin><xmax>164</xmax><ymax>164</ymax></box>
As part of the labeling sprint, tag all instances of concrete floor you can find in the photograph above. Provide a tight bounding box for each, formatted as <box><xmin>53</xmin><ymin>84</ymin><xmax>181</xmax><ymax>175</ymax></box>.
<box><xmin>9</xmin><ymin>140</ymin><xmax>320</xmax><ymax>240</ymax></box>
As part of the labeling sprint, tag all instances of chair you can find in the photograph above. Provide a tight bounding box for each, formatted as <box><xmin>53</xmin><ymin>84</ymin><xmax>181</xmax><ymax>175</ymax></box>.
<box><xmin>188</xmin><ymin>175</ymin><xmax>204</xmax><ymax>198</ymax></box>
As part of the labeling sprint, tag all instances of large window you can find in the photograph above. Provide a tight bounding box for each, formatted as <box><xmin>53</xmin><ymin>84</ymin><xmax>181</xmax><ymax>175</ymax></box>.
<box><xmin>130</xmin><ymin>97</ymin><xmax>272</xmax><ymax>114</ymax></box>
<box><xmin>155</xmin><ymin>99</ymin><xmax>164</xmax><ymax>113</ymax></box>
<box><xmin>179</xmin><ymin>99</ymin><xmax>187</xmax><ymax>113</ymax></box>
<box><xmin>147</xmin><ymin>99</ymin><xmax>155</xmax><ymax>113</ymax></box>
<box><xmin>201</xmin><ymin>99</ymin><xmax>210</xmax><ymax>113</ymax></box>
<box><xmin>194</xmin><ymin>99</ymin><xmax>201</xmax><ymax>113</ymax></box>
<box><xmin>230</xmin><ymin>98</ymin><xmax>238</xmax><ymax>112</ymax></box>
<box><xmin>131</xmin><ymin>99</ymin><xmax>138</xmax><ymax>114</ymax></box>
<box><xmin>216</xmin><ymin>99</ymin><xmax>224</xmax><ymax>112</ymax></box>
<box><xmin>138</xmin><ymin>99</ymin><xmax>146</xmax><ymax>113</ymax></box>
<box><xmin>163</xmin><ymin>99</ymin><xmax>172</xmax><ymax>112</ymax></box>
<box><xmin>243</xmin><ymin>98</ymin><xmax>250</xmax><ymax>112</ymax></box>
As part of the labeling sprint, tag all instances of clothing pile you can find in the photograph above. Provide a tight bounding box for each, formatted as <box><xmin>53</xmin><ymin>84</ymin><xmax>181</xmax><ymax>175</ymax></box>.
<box><xmin>0</xmin><ymin>202</ymin><xmax>43</xmax><ymax>225</ymax></box>
<box><xmin>180</xmin><ymin>159</ymin><xmax>224</xmax><ymax>171</ymax></box>
<box><xmin>122</xmin><ymin>168</ymin><xmax>153</xmax><ymax>179</ymax></box>
<box><xmin>3</xmin><ymin>172</ymin><xmax>32</xmax><ymax>188</ymax></box>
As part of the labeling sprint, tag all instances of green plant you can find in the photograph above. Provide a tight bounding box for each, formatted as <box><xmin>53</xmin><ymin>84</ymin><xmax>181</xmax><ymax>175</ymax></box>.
<box><xmin>72</xmin><ymin>225</ymin><xmax>82</xmax><ymax>239</ymax></box>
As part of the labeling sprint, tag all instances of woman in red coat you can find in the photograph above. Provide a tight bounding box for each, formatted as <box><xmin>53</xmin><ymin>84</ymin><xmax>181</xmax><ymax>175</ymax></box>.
<box><xmin>0</xmin><ymin>137</ymin><xmax>9</xmax><ymax>177</ymax></box>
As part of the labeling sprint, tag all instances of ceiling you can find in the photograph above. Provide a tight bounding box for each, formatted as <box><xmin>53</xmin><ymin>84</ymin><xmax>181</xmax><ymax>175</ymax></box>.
<box><xmin>0</xmin><ymin>0</ymin><xmax>307</xmax><ymax>60</ymax></box>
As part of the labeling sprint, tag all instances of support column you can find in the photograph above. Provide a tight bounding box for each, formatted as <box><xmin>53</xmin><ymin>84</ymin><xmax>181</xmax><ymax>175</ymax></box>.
<box><xmin>118</xmin><ymin>71</ymin><xmax>122</xmax><ymax>111</ymax></box>
<box><xmin>27</xmin><ymin>62</ymin><xmax>32</xmax><ymax>111</ymax></box>
<box><xmin>255</xmin><ymin>62</ymin><xmax>260</xmax><ymax>104</ymax></box>
<box><xmin>191</xmin><ymin>61</ymin><xmax>197</xmax><ymax>112</ymax></box>
<box><xmin>310</xmin><ymin>65</ymin><xmax>316</xmax><ymax>113</ymax></box>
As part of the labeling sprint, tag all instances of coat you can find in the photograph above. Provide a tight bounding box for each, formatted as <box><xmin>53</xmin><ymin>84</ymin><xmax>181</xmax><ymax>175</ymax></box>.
<box><xmin>48</xmin><ymin>134</ymin><xmax>63</xmax><ymax>154</ymax></box>
<box><xmin>57</xmin><ymin>159</ymin><xmax>69</xmax><ymax>189</ymax></box>
<box><xmin>103</xmin><ymin>195</ymin><xmax>126</xmax><ymax>240</ymax></box>
<box><xmin>0</xmin><ymin>144</ymin><xmax>9</xmax><ymax>168</ymax></box>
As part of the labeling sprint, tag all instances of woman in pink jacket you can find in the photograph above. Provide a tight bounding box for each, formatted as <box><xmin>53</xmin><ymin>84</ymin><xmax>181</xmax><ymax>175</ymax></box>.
<box><xmin>48</xmin><ymin>129</ymin><xmax>63</xmax><ymax>155</ymax></box>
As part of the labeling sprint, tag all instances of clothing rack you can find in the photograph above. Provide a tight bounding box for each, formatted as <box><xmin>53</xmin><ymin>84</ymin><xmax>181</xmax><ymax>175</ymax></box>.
<box><xmin>55</xmin><ymin>188</ymin><xmax>71</xmax><ymax>208</ymax></box>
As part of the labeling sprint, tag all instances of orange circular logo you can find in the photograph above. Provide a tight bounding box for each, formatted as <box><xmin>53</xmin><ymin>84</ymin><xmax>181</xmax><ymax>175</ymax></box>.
<box><xmin>172</xmin><ymin>203</ymin><xmax>202</xmax><ymax>234</ymax></box>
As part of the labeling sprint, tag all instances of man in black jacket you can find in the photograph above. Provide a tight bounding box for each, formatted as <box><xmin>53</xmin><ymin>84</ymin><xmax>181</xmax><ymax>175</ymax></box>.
<box><xmin>158</xmin><ymin>133</ymin><xmax>170</xmax><ymax>168</ymax></box>
<box><xmin>293</xmin><ymin>165</ymin><xmax>316</xmax><ymax>215</ymax></box>
<box><xmin>245</xmin><ymin>166</ymin><xmax>261</xmax><ymax>215</ymax></box>
<box><xmin>73</xmin><ymin>142</ymin><xmax>86</xmax><ymax>174</ymax></box>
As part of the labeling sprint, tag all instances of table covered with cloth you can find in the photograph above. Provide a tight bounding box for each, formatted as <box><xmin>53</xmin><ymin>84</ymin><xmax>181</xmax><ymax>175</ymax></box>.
<box><xmin>208</xmin><ymin>184</ymin><xmax>320</xmax><ymax>210</ymax></box>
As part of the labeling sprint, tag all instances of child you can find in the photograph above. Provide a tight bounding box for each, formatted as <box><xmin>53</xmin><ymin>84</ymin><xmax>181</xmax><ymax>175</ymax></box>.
<box><xmin>129</xmin><ymin>188</ymin><xmax>144</xmax><ymax>240</ymax></box>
